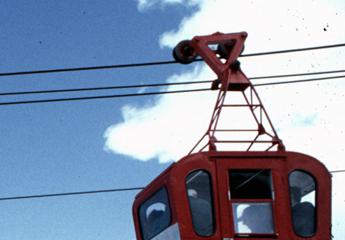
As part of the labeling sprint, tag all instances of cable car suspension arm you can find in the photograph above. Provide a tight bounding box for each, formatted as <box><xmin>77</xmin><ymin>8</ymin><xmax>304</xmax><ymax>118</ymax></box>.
<box><xmin>173</xmin><ymin>32</ymin><xmax>285</xmax><ymax>153</ymax></box>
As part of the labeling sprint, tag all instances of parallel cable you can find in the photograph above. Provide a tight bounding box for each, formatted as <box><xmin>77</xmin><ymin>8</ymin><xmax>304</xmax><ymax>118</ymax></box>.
<box><xmin>0</xmin><ymin>60</ymin><xmax>177</xmax><ymax>77</ymax></box>
<box><xmin>1</xmin><ymin>75</ymin><xmax>345</xmax><ymax>106</ymax></box>
<box><xmin>330</xmin><ymin>169</ymin><xmax>345</xmax><ymax>174</ymax></box>
<box><xmin>1</xmin><ymin>69</ymin><xmax>344</xmax><ymax>97</ymax></box>
<box><xmin>0</xmin><ymin>88</ymin><xmax>211</xmax><ymax>106</ymax></box>
<box><xmin>0</xmin><ymin>169</ymin><xmax>344</xmax><ymax>201</ymax></box>
<box><xmin>0</xmin><ymin>75</ymin><xmax>345</xmax><ymax>106</ymax></box>
<box><xmin>0</xmin><ymin>43</ymin><xmax>344</xmax><ymax>77</ymax></box>
<box><xmin>0</xmin><ymin>80</ymin><xmax>211</xmax><ymax>96</ymax></box>
<box><xmin>0</xmin><ymin>187</ymin><xmax>144</xmax><ymax>201</ymax></box>
<box><xmin>250</xmin><ymin>69</ymin><xmax>345</xmax><ymax>80</ymax></box>
<box><xmin>254</xmin><ymin>74</ymin><xmax>345</xmax><ymax>87</ymax></box>
<box><xmin>241</xmin><ymin>43</ymin><xmax>345</xmax><ymax>57</ymax></box>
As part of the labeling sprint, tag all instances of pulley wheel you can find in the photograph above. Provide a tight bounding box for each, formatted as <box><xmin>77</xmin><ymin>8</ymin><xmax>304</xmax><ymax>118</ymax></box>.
<box><xmin>173</xmin><ymin>40</ymin><xmax>197</xmax><ymax>64</ymax></box>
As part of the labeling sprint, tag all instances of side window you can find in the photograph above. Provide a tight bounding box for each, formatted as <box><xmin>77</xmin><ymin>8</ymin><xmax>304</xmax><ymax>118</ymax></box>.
<box><xmin>186</xmin><ymin>170</ymin><xmax>215</xmax><ymax>236</ymax></box>
<box><xmin>139</xmin><ymin>188</ymin><xmax>171</xmax><ymax>240</ymax></box>
<box><xmin>230</xmin><ymin>170</ymin><xmax>275</xmax><ymax>235</ymax></box>
<box><xmin>289</xmin><ymin>170</ymin><xmax>316</xmax><ymax>237</ymax></box>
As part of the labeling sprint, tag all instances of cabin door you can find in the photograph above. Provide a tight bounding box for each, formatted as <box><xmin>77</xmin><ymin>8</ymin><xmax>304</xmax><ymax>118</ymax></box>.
<box><xmin>215</xmin><ymin>156</ymin><xmax>286</xmax><ymax>239</ymax></box>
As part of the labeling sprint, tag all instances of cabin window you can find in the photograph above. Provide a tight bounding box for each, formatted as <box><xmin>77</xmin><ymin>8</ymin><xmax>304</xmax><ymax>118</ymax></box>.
<box><xmin>186</xmin><ymin>170</ymin><xmax>215</xmax><ymax>236</ymax></box>
<box><xmin>230</xmin><ymin>170</ymin><xmax>275</xmax><ymax>235</ymax></box>
<box><xmin>289</xmin><ymin>170</ymin><xmax>316</xmax><ymax>237</ymax></box>
<box><xmin>138</xmin><ymin>187</ymin><xmax>171</xmax><ymax>240</ymax></box>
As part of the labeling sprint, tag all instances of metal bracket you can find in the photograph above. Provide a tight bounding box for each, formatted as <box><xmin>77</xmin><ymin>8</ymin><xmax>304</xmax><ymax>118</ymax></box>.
<box><xmin>173</xmin><ymin>32</ymin><xmax>285</xmax><ymax>153</ymax></box>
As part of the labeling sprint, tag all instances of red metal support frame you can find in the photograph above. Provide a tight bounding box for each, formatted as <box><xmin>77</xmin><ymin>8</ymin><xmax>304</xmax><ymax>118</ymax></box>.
<box><xmin>173</xmin><ymin>32</ymin><xmax>285</xmax><ymax>153</ymax></box>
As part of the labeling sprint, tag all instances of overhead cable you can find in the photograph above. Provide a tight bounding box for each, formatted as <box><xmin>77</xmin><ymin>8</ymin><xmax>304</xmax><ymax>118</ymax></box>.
<box><xmin>242</xmin><ymin>42</ymin><xmax>345</xmax><ymax>57</ymax></box>
<box><xmin>1</xmin><ymin>75</ymin><xmax>345</xmax><ymax>106</ymax></box>
<box><xmin>250</xmin><ymin>69</ymin><xmax>345</xmax><ymax>80</ymax></box>
<box><xmin>0</xmin><ymin>80</ymin><xmax>211</xmax><ymax>96</ymax></box>
<box><xmin>330</xmin><ymin>169</ymin><xmax>345</xmax><ymax>174</ymax></box>
<box><xmin>0</xmin><ymin>43</ymin><xmax>344</xmax><ymax>77</ymax></box>
<box><xmin>0</xmin><ymin>88</ymin><xmax>211</xmax><ymax>106</ymax></box>
<box><xmin>0</xmin><ymin>60</ymin><xmax>176</xmax><ymax>77</ymax></box>
<box><xmin>0</xmin><ymin>187</ymin><xmax>144</xmax><ymax>201</ymax></box>
<box><xmin>1</xmin><ymin>69</ymin><xmax>344</xmax><ymax>97</ymax></box>
<box><xmin>254</xmin><ymin>74</ymin><xmax>345</xmax><ymax>87</ymax></box>
<box><xmin>0</xmin><ymin>169</ymin><xmax>344</xmax><ymax>202</ymax></box>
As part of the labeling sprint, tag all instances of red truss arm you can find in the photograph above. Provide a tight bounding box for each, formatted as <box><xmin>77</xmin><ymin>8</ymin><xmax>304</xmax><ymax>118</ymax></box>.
<box><xmin>173</xmin><ymin>32</ymin><xmax>285</xmax><ymax>153</ymax></box>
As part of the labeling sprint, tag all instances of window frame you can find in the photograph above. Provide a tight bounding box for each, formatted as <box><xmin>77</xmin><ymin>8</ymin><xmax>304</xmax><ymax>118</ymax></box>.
<box><xmin>138</xmin><ymin>187</ymin><xmax>172</xmax><ymax>240</ymax></box>
<box><xmin>185</xmin><ymin>169</ymin><xmax>216</xmax><ymax>237</ymax></box>
<box><xmin>229</xmin><ymin>169</ymin><xmax>277</xmax><ymax>237</ymax></box>
<box><xmin>288</xmin><ymin>169</ymin><xmax>317</xmax><ymax>238</ymax></box>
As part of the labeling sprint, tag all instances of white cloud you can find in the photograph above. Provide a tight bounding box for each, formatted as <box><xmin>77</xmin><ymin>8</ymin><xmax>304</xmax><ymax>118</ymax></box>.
<box><xmin>107</xmin><ymin>0</ymin><xmax>345</xmax><ymax>165</ymax></box>
<box><xmin>160</xmin><ymin>0</ymin><xmax>345</xmax><ymax>50</ymax></box>
<box><xmin>136</xmin><ymin>0</ymin><xmax>199</xmax><ymax>11</ymax></box>
<box><xmin>106</xmin><ymin>1</ymin><xmax>345</xmax><ymax>235</ymax></box>
<box><xmin>104</xmin><ymin>65</ymin><xmax>217</xmax><ymax>163</ymax></box>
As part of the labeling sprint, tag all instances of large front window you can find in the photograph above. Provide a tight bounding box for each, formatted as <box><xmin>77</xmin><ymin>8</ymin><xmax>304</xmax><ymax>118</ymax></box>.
<box><xmin>230</xmin><ymin>169</ymin><xmax>275</xmax><ymax>235</ymax></box>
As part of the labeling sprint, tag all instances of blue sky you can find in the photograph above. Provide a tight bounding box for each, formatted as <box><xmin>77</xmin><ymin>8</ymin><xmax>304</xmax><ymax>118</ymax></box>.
<box><xmin>0</xmin><ymin>1</ymin><xmax>192</xmax><ymax>239</ymax></box>
<box><xmin>1</xmin><ymin>0</ymin><xmax>345</xmax><ymax>239</ymax></box>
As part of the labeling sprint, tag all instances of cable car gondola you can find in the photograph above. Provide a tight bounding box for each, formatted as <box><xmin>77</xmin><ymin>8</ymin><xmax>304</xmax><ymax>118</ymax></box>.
<box><xmin>132</xmin><ymin>32</ymin><xmax>331</xmax><ymax>240</ymax></box>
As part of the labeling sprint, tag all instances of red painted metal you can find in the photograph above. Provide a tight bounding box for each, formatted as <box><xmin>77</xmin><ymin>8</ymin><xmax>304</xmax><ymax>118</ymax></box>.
<box><xmin>132</xmin><ymin>32</ymin><xmax>331</xmax><ymax>240</ymax></box>
<box><xmin>181</xmin><ymin>32</ymin><xmax>285</xmax><ymax>153</ymax></box>
<box><xmin>133</xmin><ymin>152</ymin><xmax>332</xmax><ymax>240</ymax></box>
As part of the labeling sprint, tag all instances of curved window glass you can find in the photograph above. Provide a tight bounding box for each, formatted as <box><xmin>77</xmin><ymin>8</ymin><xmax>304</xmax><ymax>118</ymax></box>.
<box><xmin>233</xmin><ymin>203</ymin><xmax>274</xmax><ymax>234</ymax></box>
<box><xmin>289</xmin><ymin>170</ymin><xmax>316</xmax><ymax>237</ymax></box>
<box><xmin>230</xmin><ymin>169</ymin><xmax>273</xmax><ymax>199</ymax></box>
<box><xmin>230</xmin><ymin>170</ymin><xmax>275</xmax><ymax>235</ymax></box>
<box><xmin>139</xmin><ymin>188</ymin><xmax>171</xmax><ymax>240</ymax></box>
<box><xmin>186</xmin><ymin>170</ymin><xmax>215</xmax><ymax>236</ymax></box>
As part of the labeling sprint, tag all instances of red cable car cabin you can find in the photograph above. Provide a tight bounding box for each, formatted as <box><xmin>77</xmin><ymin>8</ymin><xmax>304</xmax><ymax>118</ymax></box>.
<box><xmin>133</xmin><ymin>151</ymin><xmax>331</xmax><ymax>240</ymax></box>
<box><xmin>132</xmin><ymin>32</ymin><xmax>332</xmax><ymax>240</ymax></box>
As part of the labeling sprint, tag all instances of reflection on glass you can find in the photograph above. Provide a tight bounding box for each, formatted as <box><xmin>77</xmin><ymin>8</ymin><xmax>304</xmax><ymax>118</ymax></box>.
<box><xmin>139</xmin><ymin>188</ymin><xmax>171</xmax><ymax>240</ymax></box>
<box><xmin>233</xmin><ymin>203</ymin><xmax>274</xmax><ymax>234</ymax></box>
<box><xmin>186</xmin><ymin>170</ymin><xmax>215</xmax><ymax>236</ymax></box>
<box><xmin>289</xmin><ymin>170</ymin><xmax>316</xmax><ymax>237</ymax></box>
<box><xmin>230</xmin><ymin>170</ymin><xmax>273</xmax><ymax>199</ymax></box>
